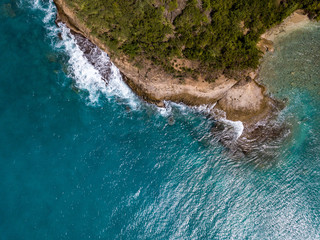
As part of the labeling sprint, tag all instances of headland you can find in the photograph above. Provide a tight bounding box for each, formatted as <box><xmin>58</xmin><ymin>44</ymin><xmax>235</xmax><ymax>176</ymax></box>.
<box><xmin>53</xmin><ymin>0</ymin><xmax>313</xmax><ymax>143</ymax></box>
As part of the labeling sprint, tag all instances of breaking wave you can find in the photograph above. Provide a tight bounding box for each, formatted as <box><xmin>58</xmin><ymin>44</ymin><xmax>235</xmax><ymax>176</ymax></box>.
<box><xmin>23</xmin><ymin>0</ymin><xmax>272</xmax><ymax>150</ymax></box>
<box><xmin>24</xmin><ymin>0</ymin><xmax>139</xmax><ymax>108</ymax></box>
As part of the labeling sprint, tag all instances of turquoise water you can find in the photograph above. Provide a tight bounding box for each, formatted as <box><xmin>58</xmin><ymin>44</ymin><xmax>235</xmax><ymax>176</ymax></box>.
<box><xmin>1</xmin><ymin>1</ymin><xmax>320</xmax><ymax>239</ymax></box>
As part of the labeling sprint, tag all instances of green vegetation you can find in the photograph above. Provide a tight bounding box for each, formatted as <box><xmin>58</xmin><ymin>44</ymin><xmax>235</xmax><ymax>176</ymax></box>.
<box><xmin>65</xmin><ymin>0</ymin><xmax>320</xmax><ymax>78</ymax></box>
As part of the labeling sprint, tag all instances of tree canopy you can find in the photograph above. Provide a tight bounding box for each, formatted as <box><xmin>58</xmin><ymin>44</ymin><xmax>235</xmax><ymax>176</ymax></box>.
<box><xmin>65</xmin><ymin>0</ymin><xmax>320</xmax><ymax>78</ymax></box>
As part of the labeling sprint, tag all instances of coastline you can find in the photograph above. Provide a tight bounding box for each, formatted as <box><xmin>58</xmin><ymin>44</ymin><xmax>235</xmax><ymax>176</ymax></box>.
<box><xmin>53</xmin><ymin>0</ymin><xmax>311</xmax><ymax>138</ymax></box>
<box><xmin>262</xmin><ymin>10</ymin><xmax>310</xmax><ymax>42</ymax></box>
<box><xmin>257</xmin><ymin>10</ymin><xmax>310</xmax><ymax>53</ymax></box>
<box><xmin>53</xmin><ymin>0</ymin><xmax>271</xmax><ymax>121</ymax></box>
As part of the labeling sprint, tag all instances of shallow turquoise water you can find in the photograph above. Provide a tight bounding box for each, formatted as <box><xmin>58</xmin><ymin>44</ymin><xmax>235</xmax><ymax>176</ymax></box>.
<box><xmin>1</xmin><ymin>1</ymin><xmax>320</xmax><ymax>239</ymax></box>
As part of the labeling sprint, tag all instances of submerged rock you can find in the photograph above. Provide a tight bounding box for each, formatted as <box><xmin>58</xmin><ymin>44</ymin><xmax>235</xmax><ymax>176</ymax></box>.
<box><xmin>257</xmin><ymin>38</ymin><xmax>275</xmax><ymax>53</ymax></box>
<box><xmin>1</xmin><ymin>3</ymin><xmax>16</xmax><ymax>18</ymax></box>
<box><xmin>168</xmin><ymin>116</ymin><xmax>175</xmax><ymax>125</ymax></box>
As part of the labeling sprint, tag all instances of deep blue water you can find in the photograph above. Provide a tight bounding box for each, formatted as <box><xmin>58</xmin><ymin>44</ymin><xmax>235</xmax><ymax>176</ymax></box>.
<box><xmin>1</xmin><ymin>1</ymin><xmax>320</xmax><ymax>239</ymax></box>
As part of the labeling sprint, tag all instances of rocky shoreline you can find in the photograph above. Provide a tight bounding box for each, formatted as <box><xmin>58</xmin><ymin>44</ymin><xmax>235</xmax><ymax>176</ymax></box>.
<box><xmin>53</xmin><ymin>0</ymin><xmax>311</xmax><ymax>145</ymax></box>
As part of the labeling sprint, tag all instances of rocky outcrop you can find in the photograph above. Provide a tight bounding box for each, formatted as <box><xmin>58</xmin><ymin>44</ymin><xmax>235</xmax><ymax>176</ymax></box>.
<box><xmin>257</xmin><ymin>38</ymin><xmax>274</xmax><ymax>53</ymax></box>
<box><xmin>216</xmin><ymin>78</ymin><xmax>273</xmax><ymax>124</ymax></box>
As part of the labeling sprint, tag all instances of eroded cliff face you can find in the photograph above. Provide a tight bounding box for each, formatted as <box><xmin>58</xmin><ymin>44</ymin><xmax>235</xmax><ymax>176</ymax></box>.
<box><xmin>53</xmin><ymin>0</ymin><xmax>276</xmax><ymax>125</ymax></box>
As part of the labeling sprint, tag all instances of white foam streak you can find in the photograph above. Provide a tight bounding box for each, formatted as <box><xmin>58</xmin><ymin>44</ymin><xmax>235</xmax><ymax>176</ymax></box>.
<box><xmin>157</xmin><ymin>102</ymin><xmax>216</xmax><ymax>118</ymax></box>
<box><xmin>57</xmin><ymin>27</ymin><xmax>104</xmax><ymax>104</ymax></box>
<box><xmin>59</xmin><ymin>25</ymin><xmax>139</xmax><ymax>107</ymax></box>
<box><xmin>192</xmin><ymin>104</ymin><xmax>216</xmax><ymax>114</ymax></box>
<box><xmin>196</xmin><ymin>104</ymin><xmax>244</xmax><ymax>140</ymax></box>
<box><xmin>157</xmin><ymin>101</ymin><xmax>172</xmax><ymax>117</ymax></box>
<box><xmin>24</xmin><ymin>0</ymin><xmax>139</xmax><ymax>108</ymax></box>
<box><xmin>221</xmin><ymin>119</ymin><xmax>244</xmax><ymax>139</ymax></box>
<box><xmin>108</xmin><ymin>64</ymin><xmax>139</xmax><ymax>109</ymax></box>
<box><xmin>27</xmin><ymin>0</ymin><xmax>56</xmax><ymax>23</ymax></box>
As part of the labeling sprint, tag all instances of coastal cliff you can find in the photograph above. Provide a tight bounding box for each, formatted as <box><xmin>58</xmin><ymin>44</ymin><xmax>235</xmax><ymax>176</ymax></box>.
<box><xmin>53</xmin><ymin>0</ymin><xmax>277</xmax><ymax>124</ymax></box>
<box><xmin>53</xmin><ymin>0</ymin><xmax>314</xmax><ymax>139</ymax></box>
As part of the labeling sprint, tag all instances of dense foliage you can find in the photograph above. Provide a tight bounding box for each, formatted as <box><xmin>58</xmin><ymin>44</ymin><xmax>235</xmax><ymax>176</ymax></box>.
<box><xmin>65</xmin><ymin>0</ymin><xmax>320</xmax><ymax>76</ymax></box>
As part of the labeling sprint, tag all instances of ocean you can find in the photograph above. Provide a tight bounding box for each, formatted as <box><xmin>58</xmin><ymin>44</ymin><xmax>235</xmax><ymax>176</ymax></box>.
<box><xmin>1</xmin><ymin>0</ymin><xmax>320</xmax><ymax>239</ymax></box>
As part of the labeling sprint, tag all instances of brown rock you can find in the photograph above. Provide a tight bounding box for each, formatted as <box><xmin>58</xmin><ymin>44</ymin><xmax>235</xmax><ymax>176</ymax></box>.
<box><xmin>216</xmin><ymin>79</ymin><xmax>271</xmax><ymax>124</ymax></box>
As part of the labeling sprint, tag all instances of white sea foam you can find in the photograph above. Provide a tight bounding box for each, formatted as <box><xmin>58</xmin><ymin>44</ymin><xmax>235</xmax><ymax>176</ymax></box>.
<box><xmin>221</xmin><ymin>119</ymin><xmax>244</xmax><ymax>139</ymax></box>
<box><xmin>57</xmin><ymin>26</ymin><xmax>108</xmax><ymax>104</ymax></box>
<box><xmin>57</xmin><ymin>25</ymin><xmax>139</xmax><ymax>107</ymax></box>
<box><xmin>156</xmin><ymin>101</ymin><xmax>173</xmax><ymax>117</ymax></box>
<box><xmin>24</xmin><ymin>0</ymin><xmax>139</xmax><ymax>108</ymax></box>
<box><xmin>170</xmin><ymin>101</ymin><xmax>188</xmax><ymax>113</ymax></box>
<box><xmin>192</xmin><ymin>104</ymin><xmax>216</xmax><ymax>114</ymax></box>
<box><xmin>156</xmin><ymin>101</ymin><xmax>243</xmax><ymax>140</ymax></box>
<box><xmin>24</xmin><ymin>0</ymin><xmax>243</xmax><ymax>139</ymax></box>
<box><xmin>157</xmin><ymin>102</ymin><xmax>216</xmax><ymax>118</ymax></box>
<box><xmin>58</xmin><ymin>25</ymin><xmax>139</xmax><ymax>107</ymax></box>
<box><xmin>133</xmin><ymin>188</ymin><xmax>141</xmax><ymax>199</ymax></box>
<box><xmin>25</xmin><ymin>0</ymin><xmax>56</xmax><ymax>23</ymax></box>
<box><xmin>194</xmin><ymin>104</ymin><xmax>244</xmax><ymax>139</ymax></box>
<box><xmin>108</xmin><ymin>63</ymin><xmax>139</xmax><ymax>109</ymax></box>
